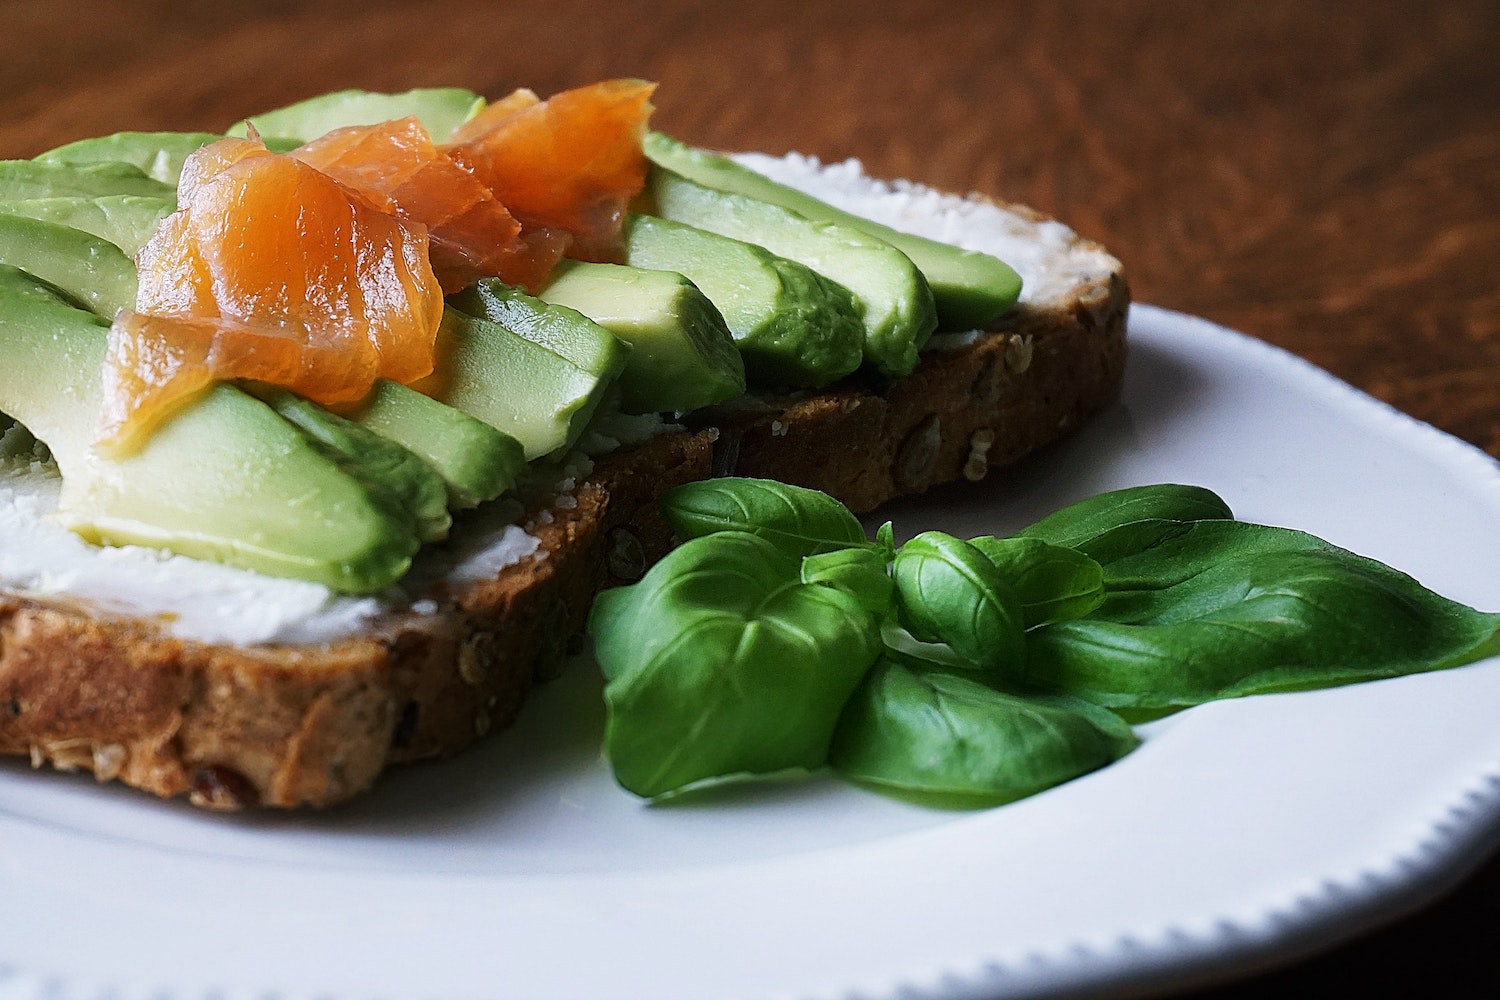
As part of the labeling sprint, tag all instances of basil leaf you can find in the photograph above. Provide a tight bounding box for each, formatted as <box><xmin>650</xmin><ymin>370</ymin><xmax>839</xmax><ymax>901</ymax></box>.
<box><xmin>880</xmin><ymin>620</ymin><xmax>973</xmax><ymax>671</ymax></box>
<box><xmin>1065</xmin><ymin>517</ymin><xmax>1204</xmax><ymax>564</ymax></box>
<box><xmin>661</xmin><ymin>476</ymin><xmax>870</xmax><ymax>558</ymax></box>
<box><xmin>892</xmin><ymin>531</ymin><xmax>1025</xmax><ymax>676</ymax></box>
<box><xmin>829</xmin><ymin>657</ymin><xmax>1138</xmax><ymax>803</ymax></box>
<box><xmin>588</xmin><ymin>531</ymin><xmax>881</xmax><ymax>797</ymax></box>
<box><xmin>970</xmin><ymin>536</ymin><xmax>1105</xmax><ymax>628</ymax></box>
<box><xmin>1026</xmin><ymin>519</ymin><xmax>1500</xmax><ymax>709</ymax></box>
<box><xmin>875</xmin><ymin>520</ymin><xmax>896</xmax><ymax>561</ymax></box>
<box><xmin>801</xmin><ymin>545</ymin><xmax>895</xmax><ymax>620</ymax></box>
<box><xmin>1017</xmin><ymin>483</ymin><xmax>1233</xmax><ymax>552</ymax></box>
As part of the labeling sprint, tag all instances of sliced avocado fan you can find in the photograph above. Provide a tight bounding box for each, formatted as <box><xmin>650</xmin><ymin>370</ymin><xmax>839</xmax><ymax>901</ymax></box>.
<box><xmin>644</xmin><ymin>132</ymin><xmax>1022</xmax><ymax>332</ymax></box>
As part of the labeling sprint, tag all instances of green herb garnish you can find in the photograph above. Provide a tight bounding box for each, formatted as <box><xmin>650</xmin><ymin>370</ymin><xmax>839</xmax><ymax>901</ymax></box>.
<box><xmin>586</xmin><ymin>480</ymin><xmax>1500</xmax><ymax>806</ymax></box>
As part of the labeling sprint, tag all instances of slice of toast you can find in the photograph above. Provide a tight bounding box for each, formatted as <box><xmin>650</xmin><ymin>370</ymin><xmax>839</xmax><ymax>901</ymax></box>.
<box><xmin>0</xmin><ymin>172</ymin><xmax>1127</xmax><ymax>810</ymax></box>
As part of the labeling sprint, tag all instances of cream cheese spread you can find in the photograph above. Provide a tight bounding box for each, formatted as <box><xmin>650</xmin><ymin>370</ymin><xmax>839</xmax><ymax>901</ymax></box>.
<box><xmin>0</xmin><ymin>154</ymin><xmax>1110</xmax><ymax>646</ymax></box>
<box><xmin>0</xmin><ymin>448</ymin><xmax>386</xmax><ymax>645</ymax></box>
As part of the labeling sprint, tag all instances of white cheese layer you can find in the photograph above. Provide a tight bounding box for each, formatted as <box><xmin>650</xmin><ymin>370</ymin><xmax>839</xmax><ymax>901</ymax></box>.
<box><xmin>0</xmin><ymin>429</ymin><xmax>541</xmax><ymax>647</ymax></box>
<box><xmin>0</xmin><ymin>154</ymin><xmax>1113</xmax><ymax>646</ymax></box>
<box><xmin>0</xmin><ymin>453</ymin><xmax>387</xmax><ymax>646</ymax></box>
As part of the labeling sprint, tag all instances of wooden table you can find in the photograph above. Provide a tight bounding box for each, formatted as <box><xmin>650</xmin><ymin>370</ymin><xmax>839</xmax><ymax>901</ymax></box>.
<box><xmin>3</xmin><ymin>1</ymin><xmax>1497</xmax><ymax>995</ymax></box>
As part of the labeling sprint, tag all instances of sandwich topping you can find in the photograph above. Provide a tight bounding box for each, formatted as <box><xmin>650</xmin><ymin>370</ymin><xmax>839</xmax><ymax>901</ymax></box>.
<box><xmin>97</xmin><ymin>137</ymin><xmax>446</xmax><ymax>455</ymax></box>
<box><xmin>0</xmin><ymin>82</ymin><xmax>1121</xmax><ymax>641</ymax></box>
<box><xmin>97</xmin><ymin>80</ymin><xmax>655</xmax><ymax>456</ymax></box>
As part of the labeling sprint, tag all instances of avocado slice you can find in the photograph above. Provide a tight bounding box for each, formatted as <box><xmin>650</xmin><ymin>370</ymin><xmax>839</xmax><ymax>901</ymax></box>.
<box><xmin>644</xmin><ymin>164</ymin><xmax>937</xmax><ymax>379</ymax></box>
<box><xmin>0</xmin><ymin>159</ymin><xmax>174</xmax><ymax>201</ymax></box>
<box><xmin>0</xmin><ymin>265</ymin><xmax>423</xmax><ymax>592</ymax></box>
<box><xmin>260</xmin><ymin>390</ymin><xmax>452</xmax><ymax>544</ymax></box>
<box><xmin>411</xmin><ymin>306</ymin><xmax>617</xmax><ymax>461</ymax></box>
<box><xmin>0</xmin><ymin>214</ymin><xmax>136</xmax><ymax>318</ymax></box>
<box><xmin>644</xmin><ymin>133</ymin><xmax>1022</xmax><ymax>331</ymax></box>
<box><xmin>34</xmin><ymin>131</ymin><xmax>222</xmax><ymax>185</ymax></box>
<box><xmin>620</xmin><ymin>213</ymin><xmax>864</xmax><ymax>389</ymax></box>
<box><xmin>536</xmin><ymin>260</ymin><xmax>744</xmax><ymax>414</ymax></box>
<box><xmin>346</xmin><ymin>380</ymin><xmax>527</xmax><ymax>510</ymax></box>
<box><xmin>227</xmin><ymin>87</ymin><xmax>487</xmax><ymax>144</ymax></box>
<box><xmin>449</xmin><ymin>280</ymin><xmax>629</xmax><ymax>379</ymax></box>
<box><xmin>0</xmin><ymin>194</ymin><xmax>173</xmax><ymax>257</ymax></box>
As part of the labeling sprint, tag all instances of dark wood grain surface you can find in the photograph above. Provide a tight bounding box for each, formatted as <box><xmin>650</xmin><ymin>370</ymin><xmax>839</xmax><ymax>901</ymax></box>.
<box><xmin>4</xmin><ymin>1</ymin><xmax>1498</xmax><ymax>995</ymax></box>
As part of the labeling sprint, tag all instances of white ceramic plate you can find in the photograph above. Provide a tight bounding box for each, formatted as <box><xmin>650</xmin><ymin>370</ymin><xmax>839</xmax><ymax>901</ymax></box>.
<box><xmin>5</xmin><ymin>304</ymin><xmax>1500</xmax><ymax>1000</ymax></box>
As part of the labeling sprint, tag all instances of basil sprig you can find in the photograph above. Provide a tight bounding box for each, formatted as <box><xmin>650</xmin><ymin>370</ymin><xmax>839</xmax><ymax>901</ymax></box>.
<box><xmin>585</xmin><ymin>479</ymin><xmax>1500</xmax><ymax>807</ymax></box>
<box><xmin>590</xmin><ymin>530</ymin><xmax>879</xmax><ymax>798</ymax></box>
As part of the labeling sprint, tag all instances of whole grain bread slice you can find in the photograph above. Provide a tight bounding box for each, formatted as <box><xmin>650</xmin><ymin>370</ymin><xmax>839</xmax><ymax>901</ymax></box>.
<box><xmin>0</xmin><ymin>215</ymin><xmax>1128</xmax><ymax>810</ymax></box>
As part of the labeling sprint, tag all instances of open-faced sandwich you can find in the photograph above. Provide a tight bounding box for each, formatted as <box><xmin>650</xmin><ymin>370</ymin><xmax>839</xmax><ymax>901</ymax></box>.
<box><xmin>0</xmin><ymin>81</ymin><xmax>1128</xmax><ymax>808</ymax></box>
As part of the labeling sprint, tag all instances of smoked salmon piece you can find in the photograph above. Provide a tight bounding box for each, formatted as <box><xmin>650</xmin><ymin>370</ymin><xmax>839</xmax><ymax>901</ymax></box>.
<box><xmin>292</xmin><ymin>116</ymin><xmax>561</xmax><ymax>292</ymax></box>
<box><xmin>97</xmin><ymin>81</ymin><xmax>657</xmax><ymax>453</ymax></box>
<box><xmin>98</xmin><ymin>135</ymin><xmax>443</xmax><ymax>454</ymax></box>
<box><xmin>97</xmin><ymin>310</ymin><xmax>370</xmax><ymax>452</ymax></box>
<box><xmin>447</xmin><ymin>79</ymin><xmax>656</xmax><ymax>262</ymax></box>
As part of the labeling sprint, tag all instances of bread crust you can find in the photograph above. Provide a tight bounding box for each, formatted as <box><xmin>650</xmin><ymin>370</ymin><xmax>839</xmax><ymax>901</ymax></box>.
<box><xmin>710</xmin><ymin>265</ymin><xmax>1128</xmax><ymax>512</ymax></box>
<box><xmin>0</xmin><ymin>225</ymin><xmax>1128</xmax><ymax>810</ymax></box>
